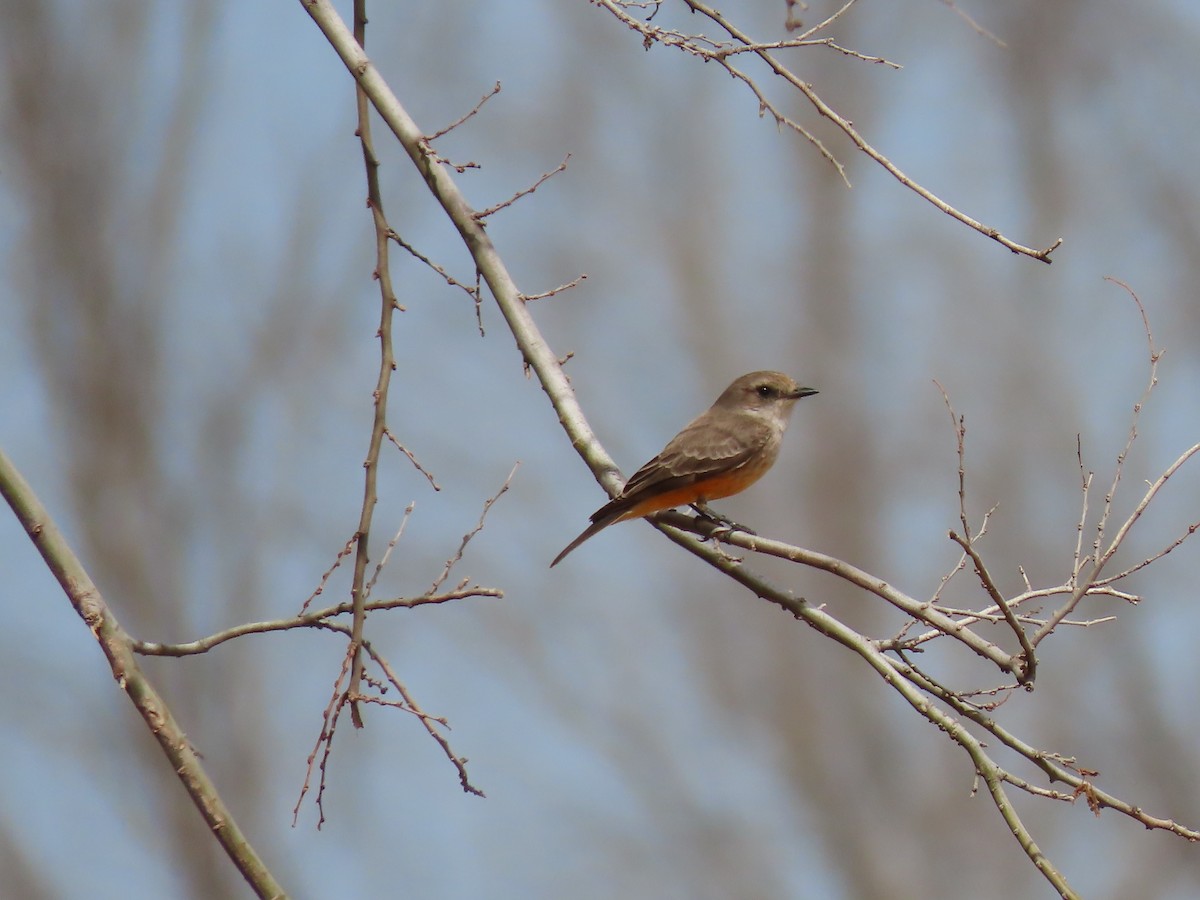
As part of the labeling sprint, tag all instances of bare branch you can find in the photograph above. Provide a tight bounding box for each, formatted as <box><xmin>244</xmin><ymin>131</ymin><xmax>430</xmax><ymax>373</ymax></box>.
<box><xmin>0</xmin><ymin>447</ymin><xmax>285</xmax><ymax>893</ymax></box>
<box><xmin>652</xmin><ymin>509</ymin><xmax>1022</xmax><ymax>676</ymax></box>
<box><xmin>930</xmin><ymin>380</ymin><xmax>1021</xmax><ymax>672</ymax></box>
<box><xmin>949</xmin><ymin>530</ymin><xmax>1037</xmax><ymax>685</ymax></box>
<box><xmin>364</xmin><ymin>505</ymin><xmax>415</xmax><ymax>599</ymax></box>
<box><xmin>522</xmin><ymin>272</ymin><xmax>589</xmax><ymax>302</ymax></box>
<box><xmin>293</xmin><ymin>648</ymin><xmax>351</xmax><ymax>829</ymax></box>
<box><xmin>594</xmin><ymin>0</ymin><xmax>1061</xmax><ymax>261</ymax></box>
<box><xmin>426</xmin><ymin>81</ymin><xmax>502</xmax><ymax>141</ymax></box>
<box><xmin>429</xmin><ymin>463</ymin><xmax>519</xmax><ymax>594</ymax></box>
<box><xmin>384</xmin><ymin>430</ymin><xmax>442</xmax><ymax>490</ymax></box>
<box><xmin>359</xmin><ymin>639</ymin><xmax>485</xmax><ymax>796</ymax></box>
<box><xmin>132</xmin><ymin>586</ymin><xmax>504</xmax><ymax>657</ymax></box>
<box><xmin>345</xmin><ymin>3</ymin><xmax>406</xmax><ymax>727</ymax></box>
<box><xmin>792</xmin><ymin>0</ymin><xmax>854</xmax><ymax>39</ymax></box>
<box><xmin>420</xmin><ymin>144</ymin><xmax>482</xmax><ymax>173</ymax></box>
<box><xmin>929</xmin><ymin>606</ymin><xmax>1116</xmax><ymax>630</ymax></box>
<box><xmin>1032</xmin><ymin>281</ymin><xmax>1177</xmax><ymax>645</ymax></box>
<box><xmin>1070</xmin><ymin>435</ymin><xmax>1093</xmax><ymax>586</ymax></box>
<box><xmin>299</xmin><ymin>532</ymin><xmax>358</xmax><ymax>614</ymax></box>
<box><xmin>391</xmin><ymin>231</ymin><xmax>480</xmax><ymax>306</ymax></box>
<box><xmin>475</xmin><ymin>154</ymin><xmax>571</xmax><ymax>220</ymax></box>
<box><xmin>934</xmin><ymin>380</ymin><xmax>972</xmax><ymax>539</ymax></box>
<box><xmin>472</xmin><ymin>267</ymin><xmax>485</xmax><ymax>336</ymax></box>
<box><xmin>1096</xmin><ymin>517</ymin><xmax>1200</xmax><ymax>585</ymax></box>
<box><xmin>895</xmin><ymin>656</ymin><xmax>1200</xmax><ymax>842</ymax></box>
<box><xmin>595</xmin><ymin>0</ymin><xmax>848</xmax><ymax>183</ymax></box>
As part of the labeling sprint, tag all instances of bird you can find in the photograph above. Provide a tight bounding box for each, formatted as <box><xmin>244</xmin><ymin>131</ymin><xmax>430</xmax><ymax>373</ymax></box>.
<box><xmin>550</xmin><ymin>371</ymin><xmax>817</xmax><ymax>567</ymax></box>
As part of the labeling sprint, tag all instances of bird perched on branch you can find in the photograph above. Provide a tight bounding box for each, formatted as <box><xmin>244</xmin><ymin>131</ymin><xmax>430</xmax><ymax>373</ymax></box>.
<box><xmin>551</xmin><ymin>371</ymin><xmax>817</xmax><ymax>567</ymax></box>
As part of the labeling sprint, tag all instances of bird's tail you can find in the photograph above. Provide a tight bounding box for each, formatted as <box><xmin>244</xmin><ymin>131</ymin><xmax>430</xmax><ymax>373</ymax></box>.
<box><xmin>549</xmin><ymin>519</ymin><xmax>610</xmax><ymax>568</ymax></box>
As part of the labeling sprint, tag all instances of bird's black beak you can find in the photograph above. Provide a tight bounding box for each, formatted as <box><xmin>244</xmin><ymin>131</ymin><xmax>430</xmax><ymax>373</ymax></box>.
<box><xmin>793</xmin><ymin>387</ymin><xmax>819</xmax><ymax>399</ymax></box>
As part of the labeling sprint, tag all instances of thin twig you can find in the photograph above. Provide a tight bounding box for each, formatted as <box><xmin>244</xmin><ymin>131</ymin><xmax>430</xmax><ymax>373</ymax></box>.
<box><xmin>714</xmin><ymin>36</ymin><xmax>901</xmax><ymax>69</ymax></box>
<box><xmin>595</xmin><ymin>0</ymin><xmax>847</xmax><ymax>182</ymax></box>
<box><xmin>390</xmin><ymin>230</ymin><xmax>480</xmax><ymax>306</ymax></box>
<box><xmin>792</xmin><ymin>0</ymin><xmax>854</xmax><ymax>40</ymax></box>
<box><xmin>299</xmin><ymin>533</ymin><xmax>358</xmax><ymax>613</ymax></box>
<box><xmin>895</xmin><ymin>656</ymin><xmax>1200</xmax><ymax>842</ymax></box>
<box><xmin>1032</xmin><ymin>280</ymin><xmax>1172</xmax><ymax>645</ymax></box>
<box><xmin>1095</xmin><ymin>518</ymin><xmax>1200</xmax><ymax>584</ymax></box>
<box><xmin>472</xmin><ymin>267</ymin><xmax>485</xmax><ymax>336</ymax></box>
<box><xmin>938</xmin><ymin>0</ymin><xmax>1008</xmax><ymax>48</ymax></box>
<box><xmin>1070</xmin><ymin>434</ymin><xmax>1093</xmax><ymax>586</ymax></box>
<box><xmin>419</xmin><ymin>143</ymin><xmax>481</xmax><ymax>174</ymax></box>
<box><xmin>929</xmin><ymin>606</ymin><xmax>1115</xmax><ymax>629</ymax></box>
<box><xmin>650</xmin><ymin>509</ymin><xmax>1021</xmax><ymax>676</ymax></box>
<box><xmin>889</xmin><ymin>583</ymin><xmax>1133</xmax><ymax>652</ymax></box>
<box><xmin>364</xmin><ymin>504</ymin><xmax>415</xmax><ymax>599</ymax></box>
<box><xmin>384</xmin><ymin>430</ymin><xmax>441</xmax><ymax>490</ymax></box>
<box><xmin>949</xmin><ymin>530</ymin><xmax>1036</xmax><ymax>685</ymax></box>
<box><xmin>522</xmin><ymin>273</ymin><xmax>589</xmax><ymax>302</ymax></box>
<box><xmin>359</xmin><ymin>641</ymin><xmax>485</xmax><ymax>796</ymax></box>
<box><xmin>429</xmin><ymin>463</ymin><xmax>519</xmax><ymax>594</ymax></box>
<box><xmin>475</xmin><ymin>155</ymin><xmax>571</xmax><ymax>220</ymax></box>
<box><xmin>1039</xmin><ymin>441</ymin><xmax>1200</xmax><ymax>645</ymax></box>
<box><xmin>294</xmin><ymin>649</ymin><xmax>352</xmax><ymax>829</ymax></box>
<box><xmin>426</xmin><ymin>81</ymin><xmax>501</xmax><ymax>141</ymax></box>
<box><xmin>133</xmin><ymin>587</ymin><xmax>504</xmax><ymax>656</ymax></box>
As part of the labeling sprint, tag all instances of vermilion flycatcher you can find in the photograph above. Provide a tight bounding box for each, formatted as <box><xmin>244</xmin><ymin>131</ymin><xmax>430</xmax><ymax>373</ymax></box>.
<box><xmin>551</xmin><ymin>371</ymin><xmax>817</xmax><ymax>566</ymax></box>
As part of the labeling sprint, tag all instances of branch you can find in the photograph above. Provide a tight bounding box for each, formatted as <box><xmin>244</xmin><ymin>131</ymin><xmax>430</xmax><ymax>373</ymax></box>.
<box><xmin>345</xmin><ymin>0</ymin><xmax>403</xmax><ymax>728</ymax></box>
<box><xmin>390</xmin><ymin>230</ymin><xmax>481</xmax><ymax>306</ymax></box>
<box><xmin>429</xmin><ymin>463</ymin><xmax>518</xmax><ymax>594</ymax></box>
<box><xmin>894</xmin><ymin>655</ymin><xmax>1200</xmax><ymax>842</ymax></box>
<box><xmin>521</xmin><ymin>272</ymin><xmax>589</xmax><ymax>302</ymax></box>
<box><xmin>1035</xmin><ymin>439</ymin><xmax>1200</xmax><ymax>647</ymax></box>
<box><xmin>474</xmin><ymin>154</ymin><xmax>571</xmax><ymax>219</ymax></box>
<box><xmin>594</xmin><ymin>0</ymin><xmax>1060</xmax><ymax>262</ymax></box>
<box><xmin>652</xmin><ymin>509</ymin><xmax>1024</xmax><ymax>677</ymax></box>
<box><xmin>891</xmin><ymin>584</ymin><xmax>1127</xmax><ymax>652</ymax></box>
<box><xmin>1032</xmin><ymin>280</ymin><xmax>1182</xmax><ymax>645</ymax></box>
<box><xmin>427</xmin><ymin>81</ymin><xmax>501</xmax><ymax>140</ymax></box>
<box><xmin>383</xmin><ymin>430</ymin><xmax>442</xmax><ymax>490</ymax></box>
<box><xmin>132</xmin><ymin>587</ymin><xmax>503</xmax><ymax>657</ymax></box>
<box><xmin>358</xmin><ymin>637</ymin><xmax>485</xmax><ymax>796</ymax></box>
<box><xmin>664</xmin><ymin>538</ymin><xmax>1080</xmax><ymax>897</ymax></box>
<box><xmin>949</xmin><ymin>529</ymin><xmax>1037</xmax><ymax>686</ymax></box>
<box><xmin>0</xmin><ymin>446</ymin><xmax>286</xmax><ymax>898</ymax></box>
<box><xmin>299</xmin><ymin>532</ymin><xmax>357</xmax><ymax>614</ymax></box>
<box><xmin>298</xmin><ymin>0</ymin><xmax>620</xmax><ymax>510</ymax></box>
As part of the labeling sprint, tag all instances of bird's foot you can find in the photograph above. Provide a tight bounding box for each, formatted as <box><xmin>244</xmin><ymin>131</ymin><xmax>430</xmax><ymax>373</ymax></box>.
<box><xmin>689</xmin><ymin>503</ymin><xmax>756</xmax><ymax>536</ymax></box>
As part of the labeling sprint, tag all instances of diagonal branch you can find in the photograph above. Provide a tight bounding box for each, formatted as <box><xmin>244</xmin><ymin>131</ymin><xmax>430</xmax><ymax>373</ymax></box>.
<box><xmin>0</xmin><ymin>446</ymin><xmax>286</xmax><ymax>898</ymax></box>
<box><xmin>299</xmin><ymin>0</ymin><xmax>622</xmax><ymax>506</ymax></box>
<box><xmin>949</xmin><ymin>530</ymin><xmax>1037</xmax><ymax>685</ymax></box>
<box><xmin>655</xmin><ymin>509</ymin><xmax>1022</xmax><ymax>677</ymax></box>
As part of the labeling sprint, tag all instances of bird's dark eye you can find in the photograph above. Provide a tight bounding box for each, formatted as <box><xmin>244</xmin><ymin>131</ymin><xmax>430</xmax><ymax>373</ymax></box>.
<box><xmin>756</xmin><ymin>384</ymin><xmax>774</xmax><ymax>398</ymax></box>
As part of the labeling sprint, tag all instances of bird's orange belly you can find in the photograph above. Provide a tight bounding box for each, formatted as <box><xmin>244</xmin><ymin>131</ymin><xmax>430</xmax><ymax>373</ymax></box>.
<box><xmin>617</xmin><ymin>466</ymin><xmax>770</xmax><ymax>521</ymax></box>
